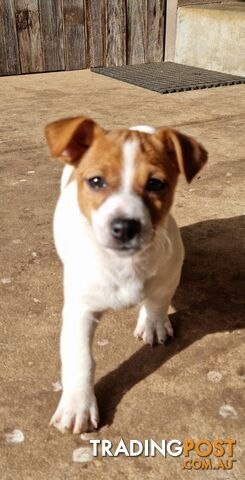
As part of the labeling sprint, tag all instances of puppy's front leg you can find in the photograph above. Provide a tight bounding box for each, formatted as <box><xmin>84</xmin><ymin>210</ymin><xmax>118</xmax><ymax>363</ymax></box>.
<box><xmin>134</xmin><ymin>294</ymin><xmax>174</xmax><ymax>346</ymax></box>
<box><xmin>50</xmin><ymin>301</ymin><xmax>99</xmax><ymax>434</ymax></box>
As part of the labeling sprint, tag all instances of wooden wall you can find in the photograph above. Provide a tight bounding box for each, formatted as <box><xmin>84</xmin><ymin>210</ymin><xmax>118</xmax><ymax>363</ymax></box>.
<box><xmin>0</xmin><ymin>0</ymin><xmax>165</xmax><ymax>76</ymax></box>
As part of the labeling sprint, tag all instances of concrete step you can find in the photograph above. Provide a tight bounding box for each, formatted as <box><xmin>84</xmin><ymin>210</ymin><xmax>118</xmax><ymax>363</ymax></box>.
<box><xmin>175</xmin><ymin>2</ymin><xmax>245</xmax><ymax>76</ymax></box>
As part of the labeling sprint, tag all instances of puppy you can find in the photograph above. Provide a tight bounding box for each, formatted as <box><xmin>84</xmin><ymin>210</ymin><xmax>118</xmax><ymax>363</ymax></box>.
<box><xmin>45</xmin><ymin>117</ymin><xmax>207</xmax><ymax>434</ymax></box>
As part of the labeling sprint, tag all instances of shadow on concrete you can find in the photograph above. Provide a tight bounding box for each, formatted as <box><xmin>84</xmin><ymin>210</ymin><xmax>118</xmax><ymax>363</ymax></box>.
<box><xmin>95</xmin><ymin>215</ymin><xmax>245</xmax><ymax>428</ymax></box>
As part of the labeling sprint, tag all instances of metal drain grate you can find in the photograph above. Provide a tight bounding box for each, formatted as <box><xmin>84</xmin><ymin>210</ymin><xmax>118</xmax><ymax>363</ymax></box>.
<box><xmin>91</xmin><ymin>61</ymin><xmax>245</xmax><ymax>94</ymax></box>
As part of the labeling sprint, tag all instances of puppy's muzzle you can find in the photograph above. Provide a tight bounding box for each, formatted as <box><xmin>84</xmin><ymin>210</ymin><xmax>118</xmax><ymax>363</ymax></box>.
<box><xmin>111</xmin><ymin>218</ymin><xmax>141</xmax><ymax>247</ymax></box>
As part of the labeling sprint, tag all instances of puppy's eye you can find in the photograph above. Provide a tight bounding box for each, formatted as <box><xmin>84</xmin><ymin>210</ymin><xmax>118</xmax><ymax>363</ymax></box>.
<box><xmin>145</xmin><ymin>178</ymin><xmax>168</xmax><ymax>192</ymax></box>
<box><xmin>87</xmin><ymin>176</ymin><xmax>107</xmax><ymax>189</ymax></box>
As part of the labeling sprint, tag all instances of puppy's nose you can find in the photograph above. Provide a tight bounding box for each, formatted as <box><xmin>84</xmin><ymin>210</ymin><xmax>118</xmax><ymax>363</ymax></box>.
<box><xmin>111</xmin><ymin>218</ymin><xmax>141</xmax><ymax>242</ymax></box>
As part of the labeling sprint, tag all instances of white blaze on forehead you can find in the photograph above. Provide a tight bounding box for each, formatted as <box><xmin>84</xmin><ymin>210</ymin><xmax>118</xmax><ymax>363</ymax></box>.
<box><xmin>130</xmin><ymin>125</ymin><xmax>156</xmax><ymax>134</ymax></box>
<box><xmin>121</xmin><ymin>140</ymin><xmax>138</xmax><ymax>193</ymax></box>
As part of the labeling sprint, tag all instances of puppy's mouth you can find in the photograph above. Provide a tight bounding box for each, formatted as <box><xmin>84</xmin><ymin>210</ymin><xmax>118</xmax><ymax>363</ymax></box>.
<box><xmin>105</xmin><ymin>242</ymin><xmax>141</xmax><ymax>254</ymax></box>
<box><xmin>102</xmin><ymin>233</ymin><xmax>154</xmax><ymax>256</ymax></box>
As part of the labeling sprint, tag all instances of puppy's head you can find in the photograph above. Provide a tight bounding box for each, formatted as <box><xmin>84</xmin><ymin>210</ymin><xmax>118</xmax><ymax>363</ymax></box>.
<box><xmin>45</xmin><ymin>117</ymin><xmax>207</xmax><ymax>254</ymax></box>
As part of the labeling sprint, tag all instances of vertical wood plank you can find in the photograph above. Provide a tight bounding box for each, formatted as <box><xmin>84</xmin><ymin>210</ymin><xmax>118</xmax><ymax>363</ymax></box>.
<box><xmin>39</xmin><ymin>0</ymin><xmax>65</xmax><ymax>71</ymax></box>
<box><xmin>63</xmin><ymin>0</ymin><xmax>87</xmax><ymax>70</ymax></box>
<box><xmin>15</xmin><ymin>0</ymin><xmax>43</xmax><ymax>73</ymax></box>
<box><xmin>0</xmin><ymin>0</ymin><xmax>21</xmax><ymax>75</ymax></box>
<box><xmin>105</xmin><ymin>0</ymin><xmax>126</xmax><ymax>67</ymax></box>
<box><xmin>127</xmin><ymin>0</ymin><xmax>165</xmax><ymax>65</ymax></box>
<box><xmin>86</xmin><ymin>0</ymin><xmax>106</xmax><ymax>67</ymax></box>
<box><xmin>164</xmin><ymin>0</ymin><xmax>177</xmax><ymax>61</ymax></box>
<box><xmin>146</xmin><ymin>0</ymin><xmax>165</xmax><ymax>63</ymax></box>
<box><xmin>126</xmin><ymin>0</ymin><xmax>146</xmax><ymax>65</ymax></box>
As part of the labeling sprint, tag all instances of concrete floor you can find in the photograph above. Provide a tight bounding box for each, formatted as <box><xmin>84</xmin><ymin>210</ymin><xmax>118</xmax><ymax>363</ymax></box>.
<box><xmin>0</xmin><ymin>70</ymin><xmax>244</xmax><ymax>480</ymax></box>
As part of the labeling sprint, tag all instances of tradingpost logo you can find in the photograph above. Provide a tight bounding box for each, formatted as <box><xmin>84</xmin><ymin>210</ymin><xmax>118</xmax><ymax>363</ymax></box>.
<box><xmin>90</xmin><ymin>438</ymin><xmax>236</xmax><ymax>470</ymax></box>
<box><xmin>182</xmin><ymin>439</ymin><xmax>236</xmax><ymax>470</ymax></box>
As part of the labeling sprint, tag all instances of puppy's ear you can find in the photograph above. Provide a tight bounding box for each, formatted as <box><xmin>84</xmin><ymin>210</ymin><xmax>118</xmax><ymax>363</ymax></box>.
<box><xmin>45</xmin><ymin>116</ymin><xmax>104</xmax><ymax>164</ymax></box>
<box><xmin>154</xmin><ymin>128</ymin><xmax>208</xmax><ymax>182</ymax></box>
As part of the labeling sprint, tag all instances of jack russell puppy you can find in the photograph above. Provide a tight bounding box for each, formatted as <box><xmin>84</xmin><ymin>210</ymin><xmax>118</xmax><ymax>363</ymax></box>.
<box><xmin>45</xmin><ymin>117</ymin><xmax>207</xmax><ymax>434</ymax></box>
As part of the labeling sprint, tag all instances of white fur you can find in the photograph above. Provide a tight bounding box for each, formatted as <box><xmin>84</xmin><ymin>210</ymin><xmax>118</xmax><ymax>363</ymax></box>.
<box><xmin>121</xmin><ymin>140</ymin><xmax>138</xmax><ymax>192</ymax></box>
<box><xmin>130</xmin><ymin>125</ymin><xmax>156</xmax><ymax>134</ymax></box>
<box><xmin>91</xmin><ymin>190</ymin><xmax>152</xmax><ymax>251</ymax></box>
<box><xmin>60</xmin><ymin>164</ymin><xmax>73</xmax><ymax>192</ymax></box>
<box><xmin>91</xmin><ymin>139</ymin><xmax>152</xmax><ymax>250</ymax></box>
<box><xmin>50</xmin><ymin>126</ymin><xmax>184</xmax><ymax>434</ymax></box>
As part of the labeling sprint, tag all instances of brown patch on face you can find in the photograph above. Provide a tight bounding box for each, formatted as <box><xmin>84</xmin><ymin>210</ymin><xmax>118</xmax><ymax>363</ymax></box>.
<box><xmin>131</xmin><ymin>132</ymin><xmax>180</xmax><ymax>227</ymax></box>
<box><xmin>75</xmin><ymin>129</ymin><xmax>180</xmax><ymax>227</ymax></box>
<box><xmin>76</xmin><ymin>130</ymin><xmax>128</xmax><ymax>220</ymax></box>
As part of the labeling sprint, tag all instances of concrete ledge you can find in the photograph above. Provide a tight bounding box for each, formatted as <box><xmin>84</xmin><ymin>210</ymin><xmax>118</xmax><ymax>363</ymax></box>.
<box><xmin>175</xmin><ymin>2</ymin><xmax>245</xmax><ymax>75</ymax></box>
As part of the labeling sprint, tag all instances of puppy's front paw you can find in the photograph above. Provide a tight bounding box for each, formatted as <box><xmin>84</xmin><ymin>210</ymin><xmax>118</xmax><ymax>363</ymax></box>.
<box><xmin>134</xmin><ymin>312</ymin><xmax>173</xmax><ymax>346</ymax></box>
<box><xmin>50</xmin><ymin>391</ymin><xmax>99</xmax><ymax>434</ymax></box>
